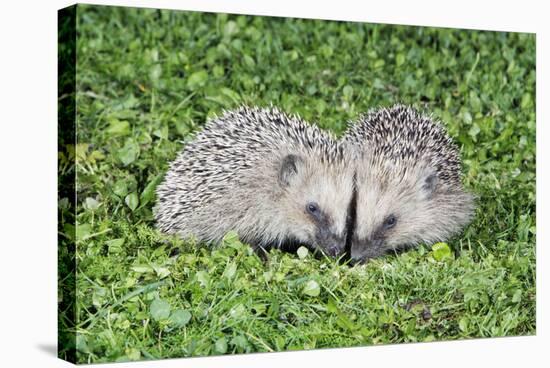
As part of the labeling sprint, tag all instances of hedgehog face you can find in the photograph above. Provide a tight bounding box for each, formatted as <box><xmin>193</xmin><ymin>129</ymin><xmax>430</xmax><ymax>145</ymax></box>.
<box><xmin>350</xmin><ymin>156</ymin><xmax>474</xmax><ymax>263</ymax></box>
<box><xmin>276</xmin><ymin>153</ymin><xmax>354</xmax><ymax>258</ymax></box>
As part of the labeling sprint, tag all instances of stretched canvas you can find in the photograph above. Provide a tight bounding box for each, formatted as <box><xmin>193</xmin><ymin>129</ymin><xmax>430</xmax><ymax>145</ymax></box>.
<box><xmin>58</xmin><ymin>3</ymin><xmax>536</xmax><ymax>364</ymax></box>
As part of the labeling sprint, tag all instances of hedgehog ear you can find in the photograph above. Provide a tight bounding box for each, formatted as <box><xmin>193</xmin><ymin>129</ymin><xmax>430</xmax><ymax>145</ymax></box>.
<box><xmin>421</xmin><ymin>170</ymin><xmax>438</xmax><ymax>199</ymax></box>
<box><xmin>279</xmin><ymin>154</ymin><xmax>303</xmax><ymax>187</ymax></box>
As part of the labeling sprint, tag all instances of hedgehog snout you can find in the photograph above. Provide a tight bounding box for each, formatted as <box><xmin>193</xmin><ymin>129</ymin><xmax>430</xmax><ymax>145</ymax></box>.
<box><xmin>350</xmin><ymin>238</ymin><xmax>384</xmax><ymax>264</ymax></box>
<box><xmin>326</xmin><ymin>243</ymin><xmax>344</xmax><ymax>257</ymax></box>
<box><xmin>324</xmin><ymin>236</ymin><xmax>347</xmax><ymax>258</ymax></box>
<box><xmin>315</xmin><ymin>227</ymin><xmax>347</xmax><ymax>258</ymax></box>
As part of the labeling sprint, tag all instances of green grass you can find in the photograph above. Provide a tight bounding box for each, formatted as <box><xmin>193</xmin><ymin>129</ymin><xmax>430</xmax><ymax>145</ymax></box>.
<box><xmin>59</xmin><ymin>4</ymin><xmax>536</xmax><ymax>364</ymax></box>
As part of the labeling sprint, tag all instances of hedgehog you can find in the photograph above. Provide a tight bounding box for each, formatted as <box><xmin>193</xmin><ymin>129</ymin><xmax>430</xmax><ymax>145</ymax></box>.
<box><xmin>342</xmin><ymin>104</ymin><xmax>475</xmax><ymax>263</ymax></box>
<box><xmin>154</xmin><ymin>106</ymin><xmax>355</xmax><ymax>258</ymax></box>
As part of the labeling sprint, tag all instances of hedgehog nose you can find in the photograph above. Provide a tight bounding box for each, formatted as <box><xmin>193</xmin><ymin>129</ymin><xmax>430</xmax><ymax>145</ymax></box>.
<box><xmin>350</xmin><ymin>248</ymin><xmax>365</xmax><ymax>263</ymax></box>
<box><xmin>327</xmin><ymin>244</ymin><xmax>343</xmax><ymax>257</ymax></box>
<box><xmin>350</xmin><ymin>251</ymin><xmax>372</xmax><ymax>265</ymax></box>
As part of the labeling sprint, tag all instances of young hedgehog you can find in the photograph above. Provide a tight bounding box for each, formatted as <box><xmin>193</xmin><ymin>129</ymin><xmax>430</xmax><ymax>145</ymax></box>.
<box><xmin>343</xmin><ymin>104</ymin><xmax>475</xmax><ymax>263</ymax></box>
<box><xmin>154</xmin><ymin>106</ymin><xmax>355</xmax><ymax>258</ymax></box>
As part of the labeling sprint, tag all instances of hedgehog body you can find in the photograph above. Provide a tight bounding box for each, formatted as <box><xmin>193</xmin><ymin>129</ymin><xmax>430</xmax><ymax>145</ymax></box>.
<box><xmin>343</xmin><ymin>104</ymin><xmax>475</xmax><ymax>262</ymax></box>
<box><xmin>155</xmin><ymin>106</ymin><xmax>355</xmax><ymax>257</ymax></box>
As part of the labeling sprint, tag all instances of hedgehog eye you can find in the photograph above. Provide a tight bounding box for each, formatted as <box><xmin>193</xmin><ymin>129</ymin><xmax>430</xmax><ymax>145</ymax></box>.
<box><xmin>384</xmin><ymin>214</ymin><xmax>397</xmax><ymax>229</ymax></box>
<box><xmin>306</xmin><ymin>202</ymin><xmax>320</xmax><ymax>216</ymax></box>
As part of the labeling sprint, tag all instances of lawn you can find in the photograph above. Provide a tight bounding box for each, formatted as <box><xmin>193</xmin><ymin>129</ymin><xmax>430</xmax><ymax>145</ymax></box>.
<box><xmin>58</xmin><ymin>4</ymin><xmax>536</xmax><ymax>364</ymax></box>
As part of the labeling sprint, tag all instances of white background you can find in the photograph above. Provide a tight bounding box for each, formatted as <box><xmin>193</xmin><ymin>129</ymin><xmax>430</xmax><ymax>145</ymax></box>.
<box><xmin>0</xmin><ymin>0</ymin><xmax>546</xmax><ymax>366</ymax></box>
